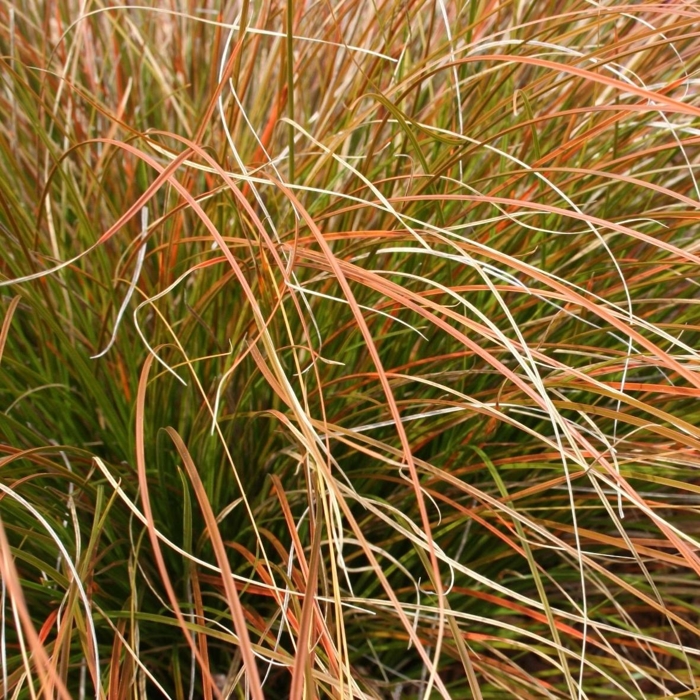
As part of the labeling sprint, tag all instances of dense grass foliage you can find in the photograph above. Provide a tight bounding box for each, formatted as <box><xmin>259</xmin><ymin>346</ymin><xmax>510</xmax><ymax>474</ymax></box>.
<box><xmin>2</xmin><ymin>1</ymin><xmax>700</xmax><ymax>698</ymax></box>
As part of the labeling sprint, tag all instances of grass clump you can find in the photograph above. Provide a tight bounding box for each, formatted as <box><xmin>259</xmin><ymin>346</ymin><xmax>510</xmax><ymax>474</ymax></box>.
<box><xmin>2</xmin><ymin>1</ymin><xmax>700</xmax><ymax>698</ymax></box>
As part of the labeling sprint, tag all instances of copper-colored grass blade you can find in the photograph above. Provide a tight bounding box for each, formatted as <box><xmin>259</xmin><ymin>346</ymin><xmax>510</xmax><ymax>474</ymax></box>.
<box><xmin>0</xmin><ymin>517</ymin><xmax>73</xmax><ymax>700</ymax></box>
<box><xmin>271</xmin><ymin>177</ymin><xmax>450</xmax><ymax>696</ymax></box>
<box><xmin>165</xmin><ymin>426</ymin><xmax>265</xmax><ymax>700</ymax></box>
<box><xmin>134</xmin><ymin>354</ymin><xmax>225</xmax><ymax>700</ymax></box>
<box><xmin>0</xmin><ymin>296</ymin><xmax>20</xmax><ymax>367</ymax></box>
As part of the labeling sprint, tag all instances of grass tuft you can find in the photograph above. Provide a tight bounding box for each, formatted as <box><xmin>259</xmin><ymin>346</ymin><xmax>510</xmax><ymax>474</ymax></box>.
<box><xmin>2</xmin><ymin>1</ymin><xmax>700</xmax><ymax>698</ymax></box>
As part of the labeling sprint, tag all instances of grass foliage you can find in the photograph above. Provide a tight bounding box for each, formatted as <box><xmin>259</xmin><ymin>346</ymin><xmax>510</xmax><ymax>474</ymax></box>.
<box><xmin>2</xmin><ymin>1</ymin><xmax>700</xmax><ymax>697</ymax></box>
